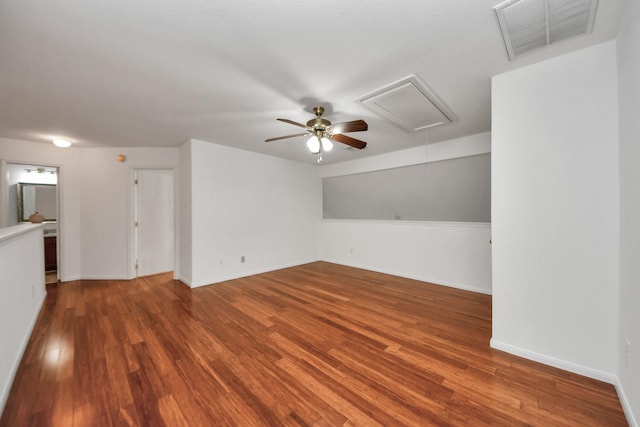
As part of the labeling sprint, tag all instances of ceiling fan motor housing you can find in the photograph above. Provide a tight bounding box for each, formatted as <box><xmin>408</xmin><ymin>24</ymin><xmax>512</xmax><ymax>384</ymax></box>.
<box><xmin>307</xmin><ymin>118</ymin><xmax>331</xmax><ymax>132</ymax></box>
<box><xmin>307</xmin><ymin>107</ymin><xmax>331</xmax><ymax>137</ymax></box>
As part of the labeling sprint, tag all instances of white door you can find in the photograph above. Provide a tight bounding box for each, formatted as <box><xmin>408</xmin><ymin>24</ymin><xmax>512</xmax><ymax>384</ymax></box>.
<box><xmin>135</xmin><ymin>169</ymin><xmax>174</xmax><ymax>277</ymax></box>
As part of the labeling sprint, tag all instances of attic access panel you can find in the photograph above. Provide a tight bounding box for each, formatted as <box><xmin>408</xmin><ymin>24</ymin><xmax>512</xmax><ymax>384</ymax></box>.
<box><xmin>358</xmin><ymin>75</ymin><xmax>457</xmax><ymax>132</ymax></box>
<box><xmin>494</xmin><ymin>0</ymin><xmax>598</xmax><ymax>60</ymax></box>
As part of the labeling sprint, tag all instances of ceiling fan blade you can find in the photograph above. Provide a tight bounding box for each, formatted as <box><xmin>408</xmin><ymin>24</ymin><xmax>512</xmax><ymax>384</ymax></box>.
<box><xmin>277</xmin><ymin>118</ymin><xmax>308</xmax><ymax>129</ymax></box>
<box><xmin>265</xmin><ymin>133</ymin><xmax>308</xmax><ymax>142</ymax></box>
<box><xmin>331</xmin><ymin>119</ymin><xmax>368</xmax><ymax>133</ymax></box>
<box><xmin>331</xmin><ymin>133</ymin><xmax>367</xmax><ymax>150</ymax></box>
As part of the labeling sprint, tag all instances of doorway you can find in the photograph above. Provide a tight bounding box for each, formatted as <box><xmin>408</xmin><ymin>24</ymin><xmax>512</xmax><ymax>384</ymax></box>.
<box><xmin>5</xmin><ymin>163</ymin><xmax>60</xmax><ymax>284</ymax></box>
<box><xmin>134</xmin><ymin>169</ymin><xmax>175</xmax><ymax>277</ymax></box>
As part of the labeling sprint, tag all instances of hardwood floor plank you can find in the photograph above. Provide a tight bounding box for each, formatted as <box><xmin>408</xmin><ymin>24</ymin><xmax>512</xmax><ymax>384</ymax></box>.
<box><xmin>126</xmin><ymin>369</ymin><xmax>166</xmax><ymax>426</ymax></box>
<box><xmin>331</xmin><ymin>341</ymin><xmax>450</xmax><ymax>400</ymax></box>
<box><xmin>51</xmin><ymin>378</ymin><xmax>74</xmax><ymax>427</ymax></box>
<box><xmin>0</xmin><ymin>263</ymin><xmax>628</xmax><ymax>426</ymax></box>
<box><xmin>160</xmin><ymin>365</ymin><xmax>220</xmax><ymax>426</ymax></box>
<box><xmin>158</xmin><ymin>394</ymin><xmax>190</xmax><ymax>427</ymax></box>
<box><xmin>276</xmin><ymin>357</ymin><xmax>385</xmax><ymax>427</ymax></box>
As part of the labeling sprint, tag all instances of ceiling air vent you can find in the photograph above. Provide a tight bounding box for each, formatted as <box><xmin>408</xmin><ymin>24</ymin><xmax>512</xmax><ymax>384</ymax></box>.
<box><xmin>357</xmin><ymin>75</ymin><xmax>457</xmax><ymax>132</ymax></box>
<box><xmin>494</xmin><ymin>0</ymin><xmax>598</xmax><ymax>60</ymax></box>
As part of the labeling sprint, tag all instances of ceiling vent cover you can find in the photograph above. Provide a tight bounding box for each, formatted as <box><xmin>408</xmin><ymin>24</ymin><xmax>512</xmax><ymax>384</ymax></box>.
<box><xmin>357</xmin><ymin>75</ymin><xmax>457</xmax><ymax>132</ymax></box>
<box><xmin>494</xmin><ymin>0</ymin><xmax>598</xmax><ymax>60</ymax></box>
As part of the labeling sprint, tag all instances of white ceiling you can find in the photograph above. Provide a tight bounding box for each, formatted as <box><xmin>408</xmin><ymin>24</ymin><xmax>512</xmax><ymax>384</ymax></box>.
<box><xmin>0</xmin><ymin>0</ymin><xmax>627</xmax><ymax>165</ymax></box>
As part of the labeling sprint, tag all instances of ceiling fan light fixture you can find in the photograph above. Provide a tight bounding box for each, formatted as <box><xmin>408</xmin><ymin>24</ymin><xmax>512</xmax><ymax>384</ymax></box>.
<box><xmin>266</xmin><ymin>105</ymin><xmax>368</xmax><ymax>162</ymax></box>
<box><xmin>321</xmin><ymin>137</ymin><xmax>333</xmax><ymax>152</ymax></box>
<box><xmin>306</xmin><ymin>136</ymin><xmax>321</xmax><ymax>154</ymax></box>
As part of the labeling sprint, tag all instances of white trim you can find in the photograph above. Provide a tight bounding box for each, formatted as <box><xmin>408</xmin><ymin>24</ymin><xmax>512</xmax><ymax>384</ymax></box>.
<box><xmin>187</xmin><ymin>259</ymin><xmax>320</xmax><ymax>288</ymax></box>
<box><xmin>129</xmin><ymin>166</ymin><xmax>177</xmax><ymax>280</ymax></box>
<box><xmin>0</xmin><ymin>223</ymin><xmax>44</xmax><ymax>243</ymax></box>
<box><xmin>614</xmin><ymin>376</ymin><xmax>638</xmax><ymax>427</ymax></box>
<box><xmin>322</xmin><ymin>258</ymin><xmax>492</xmax><ymax>295</ymax></box>
<box><xmin>76</xmin><ymin>275</ymin><xmax>133</xmax><ymax>281</ymax></box>
<box><xmin>179</xmin><ymin>259</ymin><xmax>491</xmax><ymax>303</ymax></box>
<box><xmin>176</xmin><ymin>275</ymin><xmax>193</xmax><ymax>288</ymax></box>
<box><xmin>321</xmin><ymin>219</ymin><xmax>491</xmax><ymax>229</ymax></box>
<box><xmin>68</xmin><ymin>258</ymin><xmax>491</xmax><ymax>297</ymax></box>
<box><xmin>490</xmin><ymin>338</ymin><xmax>616</xmax><ymax>384</ymax></box>
<box><xmin>0</xmin><ymin>292</ymin><xmax>45</xmax><ymax>413</ymax></box>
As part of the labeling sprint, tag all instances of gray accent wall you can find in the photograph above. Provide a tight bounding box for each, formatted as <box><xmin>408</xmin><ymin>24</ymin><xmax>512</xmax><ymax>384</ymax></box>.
<box><xmin>323</xmin><ymin>153</ymin><xmax>490</xmax><ymax>222</ymax></box>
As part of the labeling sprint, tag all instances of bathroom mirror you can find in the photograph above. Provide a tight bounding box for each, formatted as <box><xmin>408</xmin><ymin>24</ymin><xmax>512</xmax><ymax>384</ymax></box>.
<box><xmin>17</xmin><ymin>183</ymin><xmax>57</xmax><ymax>222</ymax></box>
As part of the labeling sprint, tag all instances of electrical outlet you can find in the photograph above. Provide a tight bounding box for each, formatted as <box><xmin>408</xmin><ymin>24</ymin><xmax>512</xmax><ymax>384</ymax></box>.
<box><xmin>626</xmin><ymin>340</ymin><xmax>632</xmax><ymax>366</ymax></box>
<box><xmin>349</xmin><ymin>247</ymin><xmax>354</xmax><ymax>255</ymax></box>
<box><xmin>241</xmin><ymin>256</ymin><xmax>245</xmax><ymax>263</ymax></box>
<box><xmin>219</xmin><ymin>259</ymin><xmax>224</xmax><ymax>266</ymax></box>
<box><xmin>31</xmin><ymin>286</ymin><xmax>35</xmax><ymax>297</ymax></box>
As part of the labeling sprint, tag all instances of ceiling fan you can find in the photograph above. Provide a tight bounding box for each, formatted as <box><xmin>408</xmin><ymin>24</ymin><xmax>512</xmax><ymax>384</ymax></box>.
<box><xmin>265</xmin><ymin>106</ymin><xmax>368</xmax><ymax>162</ymax></box>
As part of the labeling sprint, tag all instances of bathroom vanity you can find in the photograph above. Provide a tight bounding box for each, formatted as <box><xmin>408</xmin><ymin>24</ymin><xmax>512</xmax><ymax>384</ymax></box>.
<box><xmin>44</xmin><ymin>235</ymin><xmax>57</xmax><ymax>271</ymax></box>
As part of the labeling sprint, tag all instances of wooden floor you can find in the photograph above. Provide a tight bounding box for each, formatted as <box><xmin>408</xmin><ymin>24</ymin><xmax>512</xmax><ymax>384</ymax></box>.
<box><xmin>45</xmin><ymin>271</ymin><xmax>58</xmax><ymax>285</ymax></box>
<box><xmin>0</xmin><ymin>262</ymin><xmax>627</xmax><ymax>426</ymax></box>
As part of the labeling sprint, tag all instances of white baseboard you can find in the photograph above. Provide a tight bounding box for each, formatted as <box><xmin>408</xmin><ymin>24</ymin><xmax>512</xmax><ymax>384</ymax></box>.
<box><xmin>490</xmin><ymin>338</ymin><xmax>616</xmax><ymax>384</ymax></box>
<box><xmin>488</xmin><ymin>340</ymin><xmax>636</xmax><ymax>426</ymax></box>
<box><xmin>187</xmin><ymin>259</ymin><xmax>320</xmax><ymax>288</ymax></box>
<box><xmin>614</xmin><ymin>376</ymin><xmax>638</xmax><ymax>427</ymax></box>
<box><xmin>0</xmin><ymin>292</ymin><xmax>46</xmax><ymax>414</ymax></box>
<box><xmin>176</xmin><ymin>275</ymin><xmax>193</xmax><ymax>287</ymax></box>
<box><xmin>60</xmin><ymin>274</ymin><xmax>131</xmax><ymax>282</ymax></box>
<box><xmin>77</xmin><ymin>275</ymin><xmax>132</xmax><ymax>280</ymax></box>
<box><xmin>322</xmin><ymin>258</ymin><xmax>492</xmax><ymax>295</ymax></box>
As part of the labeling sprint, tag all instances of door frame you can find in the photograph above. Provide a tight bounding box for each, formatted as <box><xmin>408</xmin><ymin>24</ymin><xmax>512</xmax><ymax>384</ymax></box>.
<box><xmin>128</xmin><ymin>166</ymin><xmax>178</xmax><ymax>279</ymax></box>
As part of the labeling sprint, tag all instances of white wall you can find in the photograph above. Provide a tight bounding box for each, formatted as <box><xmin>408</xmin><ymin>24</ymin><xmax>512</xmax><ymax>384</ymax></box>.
<box><xmin>321</xmin><ymin>220</ymin><xmax>492</xmax><ymax>294</ymax></box>
<box><xmin>0</xmin><ymin>138</ymin><xmax>179</xmax><ymax>281</ymax></box>
<box><xmin>491</xmin><ymin>41</ymin><xmax>619</xmax><ymax>381</ymax></box>
<box><xmin>319</xmin><ymin>132</ymin><xmax>492</xmax><ymax>294</ymax></box>
<box><xmin>2</xmin><ymin>134</ymin><xmax>492</xmax><ymax>295</ymax></box>
<box><xmin>2</xmin><ymin>137</ymin><xmax>316</xmax><ymax>286</ymax></box>
<box><xmin>617</xmin><ymin>0</ymin><xmax>640</xmax><ymax>423</ymax></box>
<box><xmin>0</xmin><ymin>224</ymin><xmax>47</xmax><ymax>413</ymax></box>
<box><xmin>186</xmin><ymin>139</ymin><xmax>321</xmax><ymax>287</ymax></box>
<box><xmin>78</xmin><ymin>147</ymin><xmax>179</xmax><ymax>280</ymax></box>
